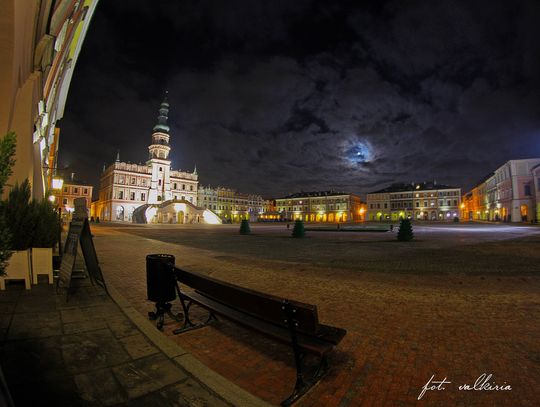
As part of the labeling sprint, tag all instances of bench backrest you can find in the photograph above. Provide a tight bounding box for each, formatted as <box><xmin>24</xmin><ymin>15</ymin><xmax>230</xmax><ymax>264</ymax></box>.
<box><xmin>174</xmin><ymin>267</ymin><xmax>320</xmax><ymax>334</ymax></box>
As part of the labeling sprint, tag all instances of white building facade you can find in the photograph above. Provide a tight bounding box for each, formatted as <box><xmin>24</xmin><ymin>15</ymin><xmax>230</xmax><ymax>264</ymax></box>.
<box><xmin>92</xmin><ymin>97</ymin><xmax>217</xmax><ymax>224</ymax></box>
<box><xmin>367</xmin><ymin>182</ymin><xmax>461</xmax><ymax>221</ymax></box>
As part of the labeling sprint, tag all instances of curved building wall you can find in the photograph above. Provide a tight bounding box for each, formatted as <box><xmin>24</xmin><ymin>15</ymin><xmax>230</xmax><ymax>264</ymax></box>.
<box><xmin>0</xmin><ymin>0</ymin><xmax>100</xmax><ymax>199</ymax></box>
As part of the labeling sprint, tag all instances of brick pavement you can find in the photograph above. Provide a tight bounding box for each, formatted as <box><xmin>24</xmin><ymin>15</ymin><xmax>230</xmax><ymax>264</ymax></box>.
<box><xmin>92</xmin><ymin>224</ymin><xmax>540</xmax><ymax>407</ymax></box>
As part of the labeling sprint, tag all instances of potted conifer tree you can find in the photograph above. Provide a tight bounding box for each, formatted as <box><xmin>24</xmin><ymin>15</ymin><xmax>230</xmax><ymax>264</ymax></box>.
<box><xmin>292</xmin><ymin>219</ymin><xmax>305</xmax><ymax>238</ymax></box>
<box><xmin>0</xmin><ymin>132</ymin><xmax>16</xmax><ymax>278</ymax></box>
<box><xmin>239</xmin><ymin>218</ymin><xmax>251</xmax><ymax>235</ymax></box>
<box><xmin>31</xmin><ymin>199</ymin><xmax>60</xmax><ymax>284</ymax></box>
<box><xmin>0</xmin><ymin>180</ymin><xmax>35</xmax><ymax>289</ymax></box>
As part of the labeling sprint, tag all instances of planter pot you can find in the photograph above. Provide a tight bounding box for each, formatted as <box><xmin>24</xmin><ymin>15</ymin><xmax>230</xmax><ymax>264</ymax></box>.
<box><xmin>31</xmin><ymin>247</ymin><xmax>54</xmax><ymax>284</ymax></box>
<box><xmin>0</xmin><ymin>250</ymin><xmax>31</xmax><ymax>290</ymax></box>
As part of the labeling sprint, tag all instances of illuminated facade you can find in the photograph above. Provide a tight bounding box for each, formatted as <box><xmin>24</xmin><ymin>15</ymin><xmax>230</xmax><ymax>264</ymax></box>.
<box><xmin>92</xmin><ymin>97</ymin><xmax>209</xmax><ymax>223</ymax></box>
<box><xmin>367</xmin><ymin>182</ymin><xmax>461</xmax><ymax>221</ymax></box>
<box><xmin>54</xmin><ymin>181</ymin><xmax>93</xmax><ymax>221</ymax></box>
<box><xmin>197</xmin><ymin>186</ymin><xmax>266</xmax><ymax>222</ymax></box>
<box><xmin>463</xmin><ymin>159</ymin><xmax>540</xmax><ymax>222</ymax></box>
<box><xmin>274</xmin><ymin>191</ymin><xmax>365</xmax><ymax>223</ymax></box>
<box><xmin>1</xmin><ymin>0</ymin><xmax>100</xmax><ymax>199</ymax></box>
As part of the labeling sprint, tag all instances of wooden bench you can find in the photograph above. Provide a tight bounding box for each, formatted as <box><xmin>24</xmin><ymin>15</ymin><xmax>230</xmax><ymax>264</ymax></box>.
<box><xmin>171</xmin><ymin>267</ymin><xmax>347</xmax><ymax>406</ymax></box>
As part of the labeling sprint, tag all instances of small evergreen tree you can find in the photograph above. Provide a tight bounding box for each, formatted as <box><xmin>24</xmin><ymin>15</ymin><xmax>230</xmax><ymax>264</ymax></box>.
<box><xmin>32</xmin><ymin>199</ymin><xmax>61</xmax><ymax>247</ymax></box>
<box><xmin>3</xmin><ymin>179</ymin><xmax>36</xmax><ymax>250</ymax></box>
<box><xmin>0</xmin><ymin>132</ymin><xmax>16</xmax><ymax>275</ymax></box>
<box><xmin>292</xmin><ymin>219</ymin><xmax>305</xmax><ymax>238</ymax></box>
<box><xmin>239</xmin><ymin>219</ymin><xmax>250</xmax><ymax>235</ymax></box>
<box><xmin>397</xmin><ymin>218</ymin><xmax>414</xmax><ymax>241</ymax></box>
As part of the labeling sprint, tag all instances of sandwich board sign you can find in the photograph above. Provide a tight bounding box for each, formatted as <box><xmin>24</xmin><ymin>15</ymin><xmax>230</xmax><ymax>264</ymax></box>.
<box><xmin>56</xmin><ymin>198</ymin><xmax>106</xmax><ymax>299</ymax></box>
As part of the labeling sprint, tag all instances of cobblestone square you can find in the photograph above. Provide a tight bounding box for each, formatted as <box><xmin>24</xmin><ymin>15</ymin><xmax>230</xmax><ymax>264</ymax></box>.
<box><xmin>93</xmin><ymin>222</ymin><xmax>540</xmax><ymax>406</ymax></box>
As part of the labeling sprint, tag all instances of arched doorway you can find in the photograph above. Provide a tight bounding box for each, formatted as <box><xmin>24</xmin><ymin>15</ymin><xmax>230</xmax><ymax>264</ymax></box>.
<box><xmin>116</xmin><ymin>206</ymin><xmax>124</xmax><ymax>221</ymax></box>
<box><xmin>177</xmin><ymin>211</ymin><xmax>185</xmax><ymax>224</ymax></box>
<box><xmin>520</xmin><ymin>204</ymin><xmax>528</xmax><ymax>221</ymax></box>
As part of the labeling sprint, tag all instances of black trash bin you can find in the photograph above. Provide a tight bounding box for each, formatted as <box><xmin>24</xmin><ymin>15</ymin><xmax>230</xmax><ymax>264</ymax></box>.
<box><xmin>146</xmin><ymin>254</ymin><xmax>181</xmax><ymax>329</ymax></box>
<box><xmin>146</xmin><ymin>254</ymin><xmax>176</xmax><ymax>303</ymax></box>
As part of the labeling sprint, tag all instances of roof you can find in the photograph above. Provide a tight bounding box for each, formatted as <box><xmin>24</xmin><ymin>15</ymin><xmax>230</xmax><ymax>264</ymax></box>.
<box><xmin>278</xmin><ymin>190</ymin><xmax>352</xmax><ymax>199</ymax></box>
<box><xmin>369</xmin><ymin>181</ymin><xmax>459</xmax><ymax>194</ymax></box>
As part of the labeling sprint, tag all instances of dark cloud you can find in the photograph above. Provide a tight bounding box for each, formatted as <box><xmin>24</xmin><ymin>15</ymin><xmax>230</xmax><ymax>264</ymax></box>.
<box><xmin>60</xmin><ymin>0</ymin><xmax>540</xmax><ymax>198</ymax></box>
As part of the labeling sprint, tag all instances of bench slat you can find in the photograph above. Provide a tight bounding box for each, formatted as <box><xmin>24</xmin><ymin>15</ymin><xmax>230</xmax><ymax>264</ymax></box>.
<box><xmin>176</xmin><ymin>268</ymin><xmax>321</xmax><ymax>334</ymax></box>
<box><xmin>183</xmin><ymin>290</ymin><xmax>335</xmax><ymax>357</ymax></box>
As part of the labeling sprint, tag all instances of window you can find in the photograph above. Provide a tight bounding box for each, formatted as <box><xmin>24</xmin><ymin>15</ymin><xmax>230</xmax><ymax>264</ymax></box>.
<box><xmin>118</xmin><ymin>191</ymin><xmax>123</xmax><ymax>199</ymax></box>
<box><xmin>181</xmin><ymin>196</ymin><xmax>185</xmax><ymax>200</ymax></box>
<box><xmin>62</xmin><ymin>198</ymin><xmax>68</xmax><ymax>205</ymax></box>
<box><xmin>63</xmin><ymin>187</ymin><xmax>68</xmax><ymax>193</ymax></box>
<box><xmin>384</xmin><ymin>203</ymin><xmax>387</xmax><ymax>209</ymax></box>
<box><xmin>131</xmin><ymin>177</ymin><xmax>136</xmax><ymax>184</ymax></box>
<box><xmin>130</xmin><ymin>192</ymin><xmax>135</xmax><ymax>200</ymax></box>
<box><xmin>182</xmin><ymin>184</ymin><xmax>185</xmax><ymax>190</ymax></box>
<box><xmin>159</xmin><ymin>167</ymin><xmax>162</xmax><ymax>172</ymax></box>
<box><xmin>453</xmin><ymin>200</ymin><xmax>457</xmax><ymax>206</ymax></box>
<box><xmin>83</xmin><ymin>188</ymin><xmax>88</xmax><ymax>195</ymax></box>
<box><xmin>141</xmin><ymin>179</ymin><xmax>146</xmax><ymax>186</ymax></box>
<box><xmin>141</xmin><ymin>193</ymin><xmax>146</xmax><ymax>201</ymax></box>
<box><xmin>157</xmin><ymin>196</ymin><xmax>162</xmax><ymax>201</ymax></box>
<box><xmin>173</xmin><ymin>183</ymin><xmax>177</xmax><ymax>189</ymax></box>
<box><xmin>190</xmin><ymin>185</ymin><xmax>193</xmax><ymax>191</ymax></box>
<box><xmin>158</xmin><ymin>179</ymin><xmax>162</xmax><ymax>186</ymax></box>
<box><xmin>447</xmin><ymin>200</ymin><xmax>451</xmax><ymax>206</ymax></box>
<box><xmin>524</xmin><ymin>184</ymin><xmax>531</xmax><ymax>196</ymax></box>
<box><xmin>74</xmin><ymin>187</ymin><xmax>79</xmax><ymax>194</ymax></box>
<box><xmin>416</xmin><ymin>202</ymin><xmax>419</xmax><ymax>207</ymax></box>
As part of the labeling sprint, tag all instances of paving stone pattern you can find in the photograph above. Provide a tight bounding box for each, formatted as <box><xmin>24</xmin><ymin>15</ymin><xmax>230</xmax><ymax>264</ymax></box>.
<box><xmin>0</xmin><ymin>279</ymin><xmax>230</xmax><ymax>406</ymax></box>
<box><xmin>93</xmin><ymin>224</ymin><xmax>540</xmax><ymax>407</ymax></box>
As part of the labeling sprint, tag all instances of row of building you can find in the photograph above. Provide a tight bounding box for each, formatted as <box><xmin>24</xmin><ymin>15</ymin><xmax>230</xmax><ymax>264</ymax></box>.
<box><xmin>462</xmin><ymin>159</ymin><xmax>540</xmax><ymax>223</ymax></box>
<box><xmin>52</xmin><ymin>98</ymin><xmax>539</xmax><ymax>224</ymax></box>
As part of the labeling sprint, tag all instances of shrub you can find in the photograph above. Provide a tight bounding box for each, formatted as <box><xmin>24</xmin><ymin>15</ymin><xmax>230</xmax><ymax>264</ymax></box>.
<box><xmin>2</xmin><ymin>179</ymin><xmax>36</xmax><ymax>250</ymax></box>
<box><xmin>32</xmin><ymin>199</ymin><xmax>61</xmax><ymax>247</ymax></box>
<box><xmin>0</xmin><ymin>132</ymin><xmax>16</xmax><ymax>275</ymax></box>
<box><xmin>292</xmin><ymin>219</ymin><xmax>305</xmax><ymax>238</ymax></box>
<box><xmin>397</xmin><ymin>218</ymin><xmax>414</xmax><ymax>242</ymax></box>
<box><xmin>239</xmin><ymin>219</ymin><xmax>250</xmax><ymax>235</ymax></box>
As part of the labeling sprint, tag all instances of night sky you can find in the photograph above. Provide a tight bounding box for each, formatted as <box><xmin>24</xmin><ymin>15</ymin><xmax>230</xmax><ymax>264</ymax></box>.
<box><xmin>60</xmin><ymin>0</ymin><xmax>540</xmax><ymax>199</ymax></box>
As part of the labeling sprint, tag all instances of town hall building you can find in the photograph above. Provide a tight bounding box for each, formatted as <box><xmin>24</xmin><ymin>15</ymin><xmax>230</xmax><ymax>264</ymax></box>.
<box><xmin>91</xmin><ymin>96</ymin><xmax>220</xmax><ymax>224</ymax></box>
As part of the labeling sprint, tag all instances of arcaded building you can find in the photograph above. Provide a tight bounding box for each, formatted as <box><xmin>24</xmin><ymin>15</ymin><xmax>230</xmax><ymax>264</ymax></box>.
<box><xmin>463</xmin><ymin>158</ymin><xmax>540</xmax><ymax>222</ymax></box>
<box><xmin>367</xmin><ymin>182</ymin><xmax>461</xmax><ymax>221</ymax></box>
<box><xmin>274</xmin><ymin>191</ymin><xmax>365</xmax><ymax>223</ymax></box>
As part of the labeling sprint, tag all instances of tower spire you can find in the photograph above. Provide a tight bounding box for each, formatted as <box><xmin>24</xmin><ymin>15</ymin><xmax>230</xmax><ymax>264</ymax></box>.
<box><xmin>116</xmin><ymin>150</ymin><xmax>120</xmax><ymax>162</ymax></box>
<box><xmin>152</xmin><ymin>91</ymin><xmax>170</xmax><ymax>134</ymax></box>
